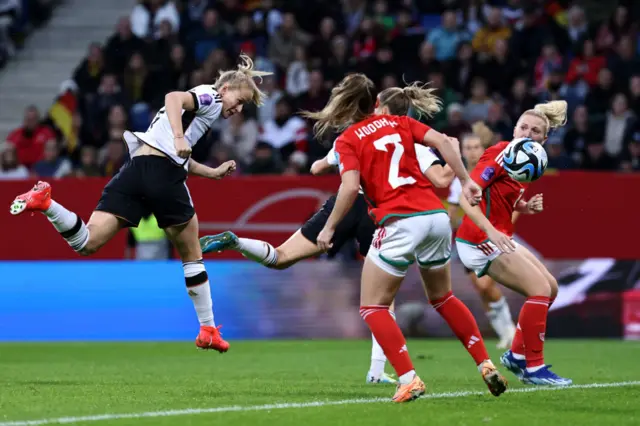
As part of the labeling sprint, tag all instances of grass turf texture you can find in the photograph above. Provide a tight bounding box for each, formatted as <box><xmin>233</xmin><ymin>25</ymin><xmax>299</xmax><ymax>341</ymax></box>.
<box><xmin>0</xmin><ymin>340</ymin><xmax>638</xmax><ymax>426</ymax></box>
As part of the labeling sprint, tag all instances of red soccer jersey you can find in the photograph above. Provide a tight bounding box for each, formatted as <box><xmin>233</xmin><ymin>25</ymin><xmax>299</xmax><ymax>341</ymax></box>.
<box><xmin>335</xmin><ymin>114</ymin><xmax>445</xmax><ymax>225</ymax></box>
<box><xmin>456</xmin><ymin>141</ymin><xmax>526</xmax><ymax>244</ymax></box>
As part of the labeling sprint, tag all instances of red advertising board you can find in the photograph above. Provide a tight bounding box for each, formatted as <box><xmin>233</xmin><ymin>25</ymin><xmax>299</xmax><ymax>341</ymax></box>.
<box><xmin>0</xmin><ymin>171</ymin><xmax>637</xmax><ymax>260</ymax></box>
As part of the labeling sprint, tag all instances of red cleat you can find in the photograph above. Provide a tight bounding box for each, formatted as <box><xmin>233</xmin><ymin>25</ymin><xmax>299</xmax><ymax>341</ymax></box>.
<box><xmin>195</xmin><ymin>325</ymin><xmax>229</xmax><ymax>353</ymax></box>
<box><xmin>10</xmin><ymin>181</ymin><xmax>52</xmax><ymax>216</ymax></box>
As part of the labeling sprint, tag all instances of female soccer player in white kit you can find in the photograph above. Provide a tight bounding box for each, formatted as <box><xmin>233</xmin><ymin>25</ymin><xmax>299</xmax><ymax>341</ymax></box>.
<box><xmin>10</xmin><ymin>55</ymin><xmax>271</xmax><ymax>353</ymax></box>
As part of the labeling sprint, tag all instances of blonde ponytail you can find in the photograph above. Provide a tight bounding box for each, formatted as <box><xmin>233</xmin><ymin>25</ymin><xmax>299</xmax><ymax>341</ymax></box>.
<box><xmin>378</xmin><ymin>81</ymin><xmax>442</xmax><ymax>118</ymax></box>
<box><xmin>522</xmin><ymin>100</ymin><xmax>568</xmax><ymax>136</ymax></box>
<box><xmin>214</xmin><ymin>53</ymin><xmax>273</xmax><ymax>106</ymax></box>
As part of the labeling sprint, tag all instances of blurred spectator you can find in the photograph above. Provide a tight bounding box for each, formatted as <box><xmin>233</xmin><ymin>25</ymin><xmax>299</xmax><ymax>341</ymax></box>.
<box><xmin>472</xmin><ymin>6</ymin><xmax>511</xmax><ymax>57</ymax></box>
<box><xmin>604</xmin><ymin>93</ymin><xmax>634</xmax><ymax>158</ymax></box>
<box><xmin>130</xmin><ymin>0</ymin><xmax>179</xmax><ymax>40</ymax></box>
<box><xmin>101</xmin><ymin>133</ymin><xmax>127</xmax><ymax>176</ymax></box>
<box><xmin>372</xmin><ymin>0</ymin><xmax>394</xmax><ymax>31</ymax></box>
<box><xmin>388</xmin><ymin>6</ymin><xmax>424</xmax><ymax>66</ymax></box>
<box><xmin>0</xmin><ymin>0</ymin><xmax>19</xmax><ymax>61</ymax></box>
<box><xmin>165</xmin><ymin>43</ymin><xmax>191</xmax><ymax>92</ymax></box>
<box><xmin>608</xmin><ymin>36</ymin><xmax>640</xmax><ymax>93</ymax></box>
<box><xmin>260</xmin><ymin>96</ymin><xmax>307</xmax><ymax>162</ymax></box>
<box><xmin>104</xmin><ymin>17</ymin><xmax>145</xmax><ymax>75</ymax></box>
<box><xmin>220</xmin><ymin>110</ymin><xmax>259</xmax><ymax>166</ymax></box>
<box><xmin>481</xmin><ymin>38</ymin><xmax>521</xmax><ymax>96</ymax></box>
<box><xmin>351</xmin><ymin>17</ymin><xmax>383</xmax><ymax>61</ymax></box>
<box><xmin>252</xmin><ymin>0</ymin><xmax>283</xmax><ymax>37</ymax></box>
<box><xmin>180</xmin><ymin>0</ymin><xmax>209</xmax><ymax>34</ymax></box>
<box><xmin>506</xmin><ymin>77</ymin><xmax>537</xmax><ymax>123</ymax></box>
<box><xmin>7</xmin><ymin>106</ymin><xmax>56</xmax><ymax>168</ymax></box>
<box><xmin>445</xmin><ymin>42</ymin><xmax>478</xmax><ymax>97</ymax></box>
<box><xmin>286</xmin><ymin>46</ymin><xmax>310</xmax><ymax>97</ymax></box>
<box><xmin>268</xmin><ymin>12</ymin><xmax>311</xmax><ymax>72</ymax></box>
<box><xmin>73</xmin><ymin>43</ymin><xmax>105</xmax><ymax>96</ymax></box>
<box><xmin>429</xmin><ymin>70</ymin><xmax>459</xmax><ymax>129</ymax></box>
<box><xmin>216</xmin><ymin>0</ymin><xmax>243</xmax><ymax>25</ymax></box>
<box><xmin>582</xmin><ymin>139</ymin><xmax>617</xmax><ymax>171</ymax></box>
<box><xmin>427</xmin><ymin>10</ymin><xmax>468</xmax><ymax>61</ymax></box>
<box><xmin>563</xmin><ymin>105</ymin><xmax>604</xmax><ymax>167</ymax></box>
<box><xmin>323</xmin><ymin>35</ymin><xmax>353</xmax><ymax>87</ymax></box>
<box><xmin>585</xmin><ymin>68</ymin><xmax>615</xmax><ymax>118</ymax></box>
<box><xmin>509</xmin><ymin>7</ymin><xmax>548</xmax><ymax>69</ymax></box>
<box><xmin>283</xmin><ymin>150</ymin><xmax>309</xmax><ymax>176</ymax></box>
<box><xmin>201</xmin><ymin>48</ymin><xmax>231</xmax><ymax>82</ymax></box>
<box><xmin>620</xmin><ymin>125</ymin><xmax>640</xmax><ymax>171</ymax></box>
<box><xmin>33</xmin><ymin>139</ymin><xmax>73</xmax><ymax>179</ymax></box>
<box><xmin>123</xmin><ymin>52</ymin><xmax>156</xmax><ymax>106</ymax></box>
<box><xmin>85</xmin><ymin>74</ymin><xmax>126</xmax><ymax>144</ymax></box>
<box><xmin>565</xmin><ymin>6</ymin><xmax>589</xmax><ymax>51</ymax></box>
<box><xmin>232</xmin><ymin>14</ymin><xmax>266</xmax><ymax>59</ymax></box>
<box><xmin>75</xmin><ymin>145</ymin><xmax>102</xmax><ymax>177</ymax></box>
<box><xmin>628</xmin><ymin>75</ymin><xmax>640</xmax><ymax>117</ymax></box>
<box><xmin>0</xmin><ymin>143</ymin><xmax>29</xmax><ymax>180</ymax></box>
<box><xmin>566</xmin><ymin>39</ymin><xmax>606</xmax><ymax>89</ymax></box>
<box><xmin>189</xmin><ymin>9</ymin><xmax>231</xmax><ymax>65</ymax></box>
<box><xmin>545</xmin><ymin>135</ymin><xmax>575</xmax><ymax>170</ymax></box>
<box><xmin>485</xmin><ymin>102</ymin><xmax>511</xmax><ymax>141</ymax></box>
<box><xmin>408</xmin><ymin>41</ymin><xmax>440</xmax><ymax>84</ymax></box>
<box><xmin>257</xmin><ymin>74</ymin><xmax>283</xmax><ymax>125</ymax></box>
<box><xmin>595</xmin><ymin>5</ymin><xmax>635</xmax><ymax>53</ymax></box>
<box><xmin>343</xmin><ymin>0</ymin><xmax>367</xmax><ymax>36</ymax></box>
<box><xmin>463</xmin><ymin>77</ymin><xmax>492</xmax><ymax>123</ymax></box>
<box><xmin>440</xmin><ymin>103</ymin><xmax>471</xmax><ymax>141</ymax></box>
<box><xmin>247</xmin><ymin>141</ymin><xmax>283</xmax><ymax>174</ymax></box>
<box><xmin>501</xmin><ymin>0</ymin><xmax>523</xmax><ymax>27</ymax></box>
<box><xmin>296</xmin><ymin>70</ymin><xmax>330</xmax><ymax>115</ymax></box>
<box><xmin>308</xmin><ymin>17</ymin><xmax>336</xmax><ymax>69</ymax></box>
<box><xmin>357</xmin><ymin>45</ymin><xmax>398</xmax><ymax>87</ymax></box>
<box><xmin>534</xmin><ymin>42</ymin><xmax>563</xmax><ymax>93</ymax></box>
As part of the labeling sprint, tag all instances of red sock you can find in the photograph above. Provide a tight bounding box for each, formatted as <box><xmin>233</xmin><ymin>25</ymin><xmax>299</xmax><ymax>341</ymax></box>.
<box><xmin>360</xmin><ymin>306</ymin><xmax>414</xmax><ymax>377</ymax></box>
<box><xmin>518</xmin><ymin>296</ymin><xmax>550</xmax><ymax>369</ymax></box>
<box><xmin>431</xmin><ymin>291</ymin><xmax>489</xmax><ymax>366</ymax></box>
<box><xmin>510</xmin><ymin>323</ymin><xmax>525</xmax><ymax>356</ymax></box>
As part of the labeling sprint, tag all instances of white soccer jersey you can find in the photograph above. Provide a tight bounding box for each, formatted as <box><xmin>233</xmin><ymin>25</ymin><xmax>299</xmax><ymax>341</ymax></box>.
<box><xmin>448</xmin><ymin>177</ymin><xmax>462</xmax><ymax>205</ymax></box>
<box><xmin>129</xmin><ymin>85</ymin><xmax>223</xmax><ymax>168</ymax></box>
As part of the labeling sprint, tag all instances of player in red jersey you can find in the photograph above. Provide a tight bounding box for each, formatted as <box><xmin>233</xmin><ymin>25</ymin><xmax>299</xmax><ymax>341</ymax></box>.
<box><xmin>455</xmin><ymin>101</ymin><xmax>572</xmax><ymax>386</ymax></box>
<box><xmin>302</xmin><ymin>74</ymin><xmax>508</xmax><ymax>402</ymax></box>
<box><xmin>448</xmin><ymin>123</ymin><xmax>516</xmax><ymax>349</ymax></box>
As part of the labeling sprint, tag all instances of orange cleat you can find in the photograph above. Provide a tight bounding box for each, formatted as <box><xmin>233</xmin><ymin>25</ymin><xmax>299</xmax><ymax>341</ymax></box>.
<box><xmin>10</xmin><ymin>181</ymin><xmax>52</xmax><ymax>216</ymax></box>
<box><xmin>480</xmin><ymin>360</ymin><xmax>508</xmax><ymax>396</ymax></box>
<box><xmin>392</xmin><ymin>375</ymin><xmax>425</xmax><ymax>403</ymax></box>
<box><xmin>195</xmin><ymin>325</ymin><xmax>229</xmax><ymax>353</ymax></box>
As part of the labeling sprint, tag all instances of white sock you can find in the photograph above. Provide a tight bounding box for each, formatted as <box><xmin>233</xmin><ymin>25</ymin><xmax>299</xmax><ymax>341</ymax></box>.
<box><xmin>398</xmin><ymin>370</ymin><xmax>416</xmax><ymax>385</ymax></box>
<box><xmin>497</xmin><ymin>298</ymin><xmax>515</xmax><ymax>331</ymax></box>
<box><xmin>235</xmin><ymin>238</ymin><xmax>278</xmax><ymax>266</ymax></box>
<box><xmin>184</xmin><ymin>260</ymin><xmax>215</xmax><ymax>326</ymax></box>
<box><xmin>369</xmin><ymin>310</ymin><xmax>395</xmax><ymax>377</ymax></box>
<box><xmin>488</xmin><ymin>298</ymin><xmax>508</xmax><ymax>339</ymax></box>
<box><xmin>44</xmin><ymin>200</ymin><xmax>89</xmax><ymax>252</ymax></box>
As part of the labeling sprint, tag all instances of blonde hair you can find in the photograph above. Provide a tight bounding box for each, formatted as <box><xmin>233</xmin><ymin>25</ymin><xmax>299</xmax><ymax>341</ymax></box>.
<box><xmin>214</xmin><ymin>54</ymin><xmax>273</xmax><ymax>106</ymax></box>
<box><xmin>470</xmin><ymin>121</ymin><xmax>495</xmax><ymax>148</ymax></box>
<box><xmin>300</xmin><ymin>73</ymin><xmax>376</xmax><ymax>141</ymax></box>
<box><xmin>378</xmin><ymin>81</ymin><xmax>442</xmax><ymax>118</ymax></box>
<box><xmin>522</xmin><ymin>100</ymin><xmax>568</xmax><ymax>136</ymax></box>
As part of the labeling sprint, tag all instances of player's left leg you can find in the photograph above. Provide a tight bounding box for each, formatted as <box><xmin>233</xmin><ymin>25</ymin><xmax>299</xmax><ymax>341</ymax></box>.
<box><xmin>417</xmin><ymin>213</ymin><xmax>507</xmax><ymax>396</ymax></box>
<box><xmin>165</xmin><ymin>214</ymin><xmax>228</xmax><ymax>353</ymax></box>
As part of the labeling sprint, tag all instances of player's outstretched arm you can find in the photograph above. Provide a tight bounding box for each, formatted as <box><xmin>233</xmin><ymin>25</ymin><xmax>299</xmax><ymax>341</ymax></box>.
<box><xmin>310</xmin><ymin>157</ymin><xmax>334</xmax><ymax>175</ymax></box>
<box><xmin>422</xmin><ymin>129</ymin><xmax>469</xmax><ymax>184</ymax></box>
<box><xmin>188</xmin><ymin>158</ymin><xmax>237</xmax><ymax>179</ymax></box>
<box><xmin>165</xmin><ymin>91</ymin><xmax>197</xmax><ymax>158</ymax></box>
<box><xmin>459</xmin><ymin>195</ymin><xmax>516</xmax><ymax>253</ymax></box>
<box><xmin>424</xmin><ymin>164</ymin><xmax>455</xmax><ymax>188</ymax></box>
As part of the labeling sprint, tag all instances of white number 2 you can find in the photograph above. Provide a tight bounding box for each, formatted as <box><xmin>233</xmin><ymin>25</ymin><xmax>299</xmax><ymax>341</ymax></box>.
<box><xmin>373</xmin><ymin>133</ymin><xmax>417</xmax><ymax>189</ymax></box>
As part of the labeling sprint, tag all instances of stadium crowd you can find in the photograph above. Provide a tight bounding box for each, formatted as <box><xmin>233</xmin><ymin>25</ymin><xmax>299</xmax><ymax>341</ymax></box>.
<box><xmin>2</xmin><ymin>0</ymin><xmax>640</xmax><ymax>180</ymax></box>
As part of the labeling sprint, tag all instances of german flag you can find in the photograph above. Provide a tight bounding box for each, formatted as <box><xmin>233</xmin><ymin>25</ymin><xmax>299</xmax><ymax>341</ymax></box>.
<box><xmin>49</xmin><ymin>90</ymin><xmax>78</xmax><ymax>153</ymax></box>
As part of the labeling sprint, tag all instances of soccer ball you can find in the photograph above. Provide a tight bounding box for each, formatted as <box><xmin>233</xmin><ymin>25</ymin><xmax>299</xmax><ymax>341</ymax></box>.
<box><xmin>502</xmin><ymin>138</ymin><xmax>548</xmax><ymax>182</ymax></box>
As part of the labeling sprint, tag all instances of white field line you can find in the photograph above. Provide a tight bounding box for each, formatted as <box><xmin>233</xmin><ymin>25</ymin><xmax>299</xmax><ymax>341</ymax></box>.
<box><xmin>1</xmin><ymin>381</ymin><xmax>639</xmax><ymax>426</ymax></box>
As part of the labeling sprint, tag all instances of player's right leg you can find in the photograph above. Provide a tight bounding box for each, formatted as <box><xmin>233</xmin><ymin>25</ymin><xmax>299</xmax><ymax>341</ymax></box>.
<box><xmin>10</xmin><ymin>181</ymin><xmax>125</xmax><ymax>255</ymax></box>
<box><xmin>200</xmin><ymin>229</ymin><xmax>322</xmax><ymax>270</ymax></box>
<box><xmin>485</xmin><ymin>248</ymin><xmax>572</xmax><ymax>386</ymax></box>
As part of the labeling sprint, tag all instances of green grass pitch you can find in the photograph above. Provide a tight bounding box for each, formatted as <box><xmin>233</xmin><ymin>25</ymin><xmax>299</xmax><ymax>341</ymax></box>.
<box><xmin>0</xmin><ymin>340</ymin><xmax>639</xmax><ymax>425</ymax></box>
